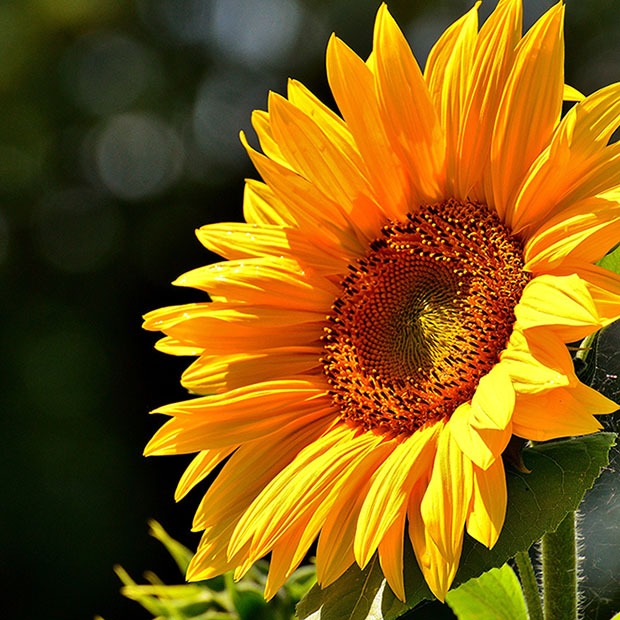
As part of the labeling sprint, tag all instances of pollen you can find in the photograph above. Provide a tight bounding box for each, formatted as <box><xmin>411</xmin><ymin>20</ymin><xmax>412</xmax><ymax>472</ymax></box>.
<box><xmin>322</xmin><ymin>199</ymin><xmax>531</xmax><ymax>436</ymax></box>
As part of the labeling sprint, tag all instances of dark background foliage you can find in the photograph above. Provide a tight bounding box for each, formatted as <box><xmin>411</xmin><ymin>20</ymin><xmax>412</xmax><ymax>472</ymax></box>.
<box><xmin>1</xmin><ymin>1</ymin><xmax>618</xmax><ymax>618</ymax></box>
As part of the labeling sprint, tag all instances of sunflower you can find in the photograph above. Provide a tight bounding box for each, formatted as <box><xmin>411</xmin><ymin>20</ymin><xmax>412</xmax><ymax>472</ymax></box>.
<box><xmin>143</xmin><ymin>0</ymin><xmax>620</xmax><ymax>603</ymax></box>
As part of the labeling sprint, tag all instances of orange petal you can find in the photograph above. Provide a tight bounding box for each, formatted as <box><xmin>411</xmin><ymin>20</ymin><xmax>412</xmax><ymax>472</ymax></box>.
<box><xmin>377</xmin><ymin>505</ymin><xmax>407</xmax><ymax>602</ymax></box>
<box><xmin>424</xmin><ymin>2</ymin><xmax>479</xmax><ymax>196</ymax></box>
<box><xmin>143</xmin><ymin>302</ymin><xmax>323</xmax><ymax>355</ymax></box>
<box><xmin>493</xmin><ymin>3</ymin><xmax>565</xmax><ymax>222</ymax></box>
<box><xmin>373</xmin><ymin>4</ymin><xmax>445</xmax><ymax>203</ymax></box>
<box><xmin>196</xmin><ymin>218</ymin><xmax>350</xmax><ymax>276</ymax></box>
<box><xmin>180</xmin><ymin>347</ymin><xmax>320</xmax><ymax>395</ymax></box>
<box><xmin>144</xmin><ymin>380</ymin><xmax>331</xmax><ymax>454</ymax></box>
<box><xmin>173</xmin><ymin>256</ymin><xmax>336</xmax><ymax>310</ymax></box>
<box><xmin>192</xmin><ymin>413</ymin><xmax>335</xmax><ymax>532</ymax></box>
<box><xmin>457</xmin><ymin>0</ymin><xmax>522</xmax><ymax>200</ymax></box>
<box><xmin>175</xmin><ymin>446</ymin><xmax>238</xmax><ymax>501</ymax></box>
<box><xmin>354</xmin><ymin>423</ymin><xmax>439</xmax><ymax>568</ymax></box>
<box><xmin>524</xmin><ymin>194</ymin><xmax>620</xmax><ymax>271</ymax></box>
<box><xmin>228</xmin><ymin>423</ymin><xmax>386</xmax><ymax>563</ymax></box>
<box><xmin>512</xmin><ymin>83</ymin><xmax>620</xmax><ymax>233</ymax></box>
<box><xmin>243</xmin><ymin>179</ymin><xmax>294</xmax><ymax>226</ymax></box>
<box><xmin>326</xmin><ymin>34</ymin><xmax>408</xmax><ymax>220</ymax></box>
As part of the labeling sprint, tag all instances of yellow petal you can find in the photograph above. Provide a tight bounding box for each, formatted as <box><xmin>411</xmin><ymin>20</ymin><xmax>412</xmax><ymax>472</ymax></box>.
<box><xmin>228</xmin><ymin>423</ymin><xmax>386</xmax><ymax>563</ymax></box>
<box><xmin>195</xmin><ymin>222</ymin><xmax>291</xmax><ymax>260</ymax></box>
<box><xmin>420</xmin><ymin>424</ymin><xmax>473</xmax><ymax>563</ymax></box>
<box><xmin>449</xmin><ymin>402</ymin><xmax>511</xmax><ymax>470</ymax></box>
<box><xmin>373</xmin><ymin>4</ymin><xmax>445</xmax><ymax>203</ymax></box>
<box><xmin>493</xmin><ymin>3</ymin><xmax>565</xmax><ymax>222</ymax></box>
<box><xmin>524</xmin><ymin>194</ymin><xmax>620</xmax><ymax>271</ymax></box>
<box><xmin>425</xmin><ymin>2</ymin><xmax>480</xmax><ymax>196</ymax></box>
<box><xmin>316</xmin><ymin>473</ymin><xmax>367</xmax><ymax>587</ymax></box>
<box><xmin>408</xmin><ymin>481</ymin><xmax>460</xmax><ymax>602</ymax></box>
<box><xmin>511</xmin><ymin>83</ymin><xmax>620</xmax><ymax>233</ymax></box>
<box><xmin>466</xmin><ymin>458</ymin><xmax>507</xmax><ymax>549</ymax></box>
<box><xmin>377</xmin><ymin>506</ymin><xmax>407</xmax><ymax>601</ymax></box>
<box><xmin>515</xmin><ymin>274</ymin><xmax>602</xmax><ymax>341</ymax></box>
<box><xmin>563</xmin><ymin>83</ymin><xmax>585</xmax><ymax>102</ymax></box>
<box><xmin>251</xmin><ymin>109</ymin><xmax>291</xmax><ymax>170</ymax></box>
<box><xmin>240</xmin><ymin>132</ymin><xmax>369</xmax><ymax>259</ymax></box>
<box><xmin>457</xmin><ymin>0</ymin><xmax>522</xmax><ymax>200</ymax></box>
<box><xmin>263</xmin><ymin>512</ymin><xmax>314</xmax><ymax>599</ymax></box>
<box><xmin>192</xmin><ymin>414</ymin><xmax>335</xmax><ymax>532</ymax></box>
<box><xmin>175</xmin><ymin>446</ymin><xmax>237</xmax><ymax>501</ymax></box>
<box><xmin>326</xmin><ymin>34</ymin><xmax>408</xmax><ymax>220</ymax></box>
<box><xmin>265</xmin><ymin>434</ymin><xmax>395</xmax><ymax>597</ymax></box>
<box><xmin>445</xmin><ymin>365</ymin><xmax>515</xmax><ymax>469</ymax></box>
<box><xmin>153</xmin><ymin>335</ymin><xmax>203</xmax><ymax>357</ymax></box>
<box><xmin>242</xmin><ymin>179</ymin><xmax>295</xmax><ymax>227</ymax></box>
<box><xmin>286</xmin><ymin>78</ymin><xmax>358</xmax><ymax>156</ymax></box>
<box><xmin>268</xmin><ymin>92</ymin><xmax>384</xmax><ymax>242</ymax></box>
<box><xmin>354</xmin><ymin>423</ymin><xmax>439</xmax><ymax>568</ymax></box>
<box><xmin>144</xmin><ymin>380</ymin><xmax>331</xmax><ymax>454</ymax></box>
<box><xmin>512</xmin><ymin>383</ymin><xmax>613</xmax><ymax>442</ymax></box>
<box><xmin>469</xmin><ymin>364</ymin><xmax>515</xmax><ymax>430</ymax></box>
<box><xmin>180</xmin><ymin>347</ymin><xmax>320</xmax><ymax>395</ymax></box>
<box><xmin>500</xmin><ymin>327</ymin><xmax>574</xmax><ymax>394</ymax></box>
<box><xmin>551</xmin><ymin>262</ymin><xmax>620</xmax><ymax>327</ymax></box>
<box><xmin>187</xmin><ymin>521</ymin><xmax>249</xmax><ymax>581</ymax></box>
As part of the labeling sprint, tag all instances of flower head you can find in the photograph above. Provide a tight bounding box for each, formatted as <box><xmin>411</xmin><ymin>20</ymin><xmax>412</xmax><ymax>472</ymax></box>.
<box><xmin>144</xmin><ymin>0</ymin><xmax>620</xmax><ymax>602</ymax></box>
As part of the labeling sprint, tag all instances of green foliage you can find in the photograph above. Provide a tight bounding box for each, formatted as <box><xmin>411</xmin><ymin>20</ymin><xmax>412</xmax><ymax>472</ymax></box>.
<box><xmin>597</xmin><ymin>243</ymin><xmax>620</xmax><ymax>275</ymax></box>
<box><xmin>115</xmin><ymin>522</ymin><xmax>316</xmax><ymax>620</ymax></box>
<box><xmin>296</xmin><ymin>433</ymin><xmax>616</xmax><ymax>620</ymax></box>
<box><xmin>445</xmin><ymin>565</ymin><xmax>528</xmax><ymax>620</ymax></box>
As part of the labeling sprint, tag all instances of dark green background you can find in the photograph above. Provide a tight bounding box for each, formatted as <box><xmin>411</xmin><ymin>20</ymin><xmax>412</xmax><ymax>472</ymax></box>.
<box><xmin>1</xmin><ymin>1</ymin><xmax>618</xmax><ymax>618</ymax></box>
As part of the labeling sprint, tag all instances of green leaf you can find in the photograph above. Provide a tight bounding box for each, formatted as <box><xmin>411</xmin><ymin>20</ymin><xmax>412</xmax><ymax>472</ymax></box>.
<box><xmin>445</xmin><ymin>565</ymin><xmax>528</xmax><ymax>620</ymax></box>
<box><xmin>232</xmin><ymin>587</ymin><xmax>269</xmax><ymax>620</ymax></box>
<box><xmin>296</xmin><ymin>433</ymin><xmax>616</xmax><ymax>620</ymax></box>
<box><xmin>149</xmin><ymin>519</ymin><xmax>194</xmax><ymax>574</ymax></box>
<box><xmin>597</xmin><ymin>242</ymin><xmax>620</xmax><ymax>275</ymax></box>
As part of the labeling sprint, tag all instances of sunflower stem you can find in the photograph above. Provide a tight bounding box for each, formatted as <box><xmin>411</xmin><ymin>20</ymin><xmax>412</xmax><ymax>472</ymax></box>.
<box><xmin>514</xmin><ymin>550</ymin><xmax>543</xmax><ymax>620</ymax></box>
<box><xmin>541</xmin><ymin>511</ymin><xmax>579</xmax><ymax>620</ymax></box>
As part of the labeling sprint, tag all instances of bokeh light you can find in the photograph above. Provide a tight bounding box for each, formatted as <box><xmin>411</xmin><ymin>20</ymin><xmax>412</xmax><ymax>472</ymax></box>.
<box><xmin>94</xmin><ymin>113</ymin><xmax>184</xmax><ymax>200</ymax></box>
<box><xmin>209</xmin><ymin>0</ymin><xmax>304</xmax><ymax>68</ymax></box>
<box><xmin>61</xmin><ymin>31</ymin><xmax>160</xmax><ymax>116</ymax></box>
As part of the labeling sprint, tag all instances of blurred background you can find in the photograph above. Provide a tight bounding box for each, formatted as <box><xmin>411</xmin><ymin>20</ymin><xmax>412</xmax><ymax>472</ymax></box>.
<box><xmin>1</xmin><ymin>0</ymin><xmax>618</xmax><ymax>618</ymax></box>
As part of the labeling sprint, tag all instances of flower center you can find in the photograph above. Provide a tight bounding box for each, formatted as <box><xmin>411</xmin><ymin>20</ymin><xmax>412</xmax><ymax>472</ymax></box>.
<box><xmin>322</xmin><ymin>199</ymin><xmax>530</xmax><ymax>437</ymax></box>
